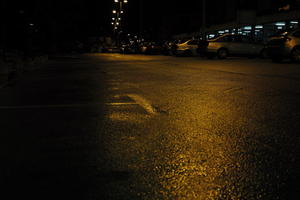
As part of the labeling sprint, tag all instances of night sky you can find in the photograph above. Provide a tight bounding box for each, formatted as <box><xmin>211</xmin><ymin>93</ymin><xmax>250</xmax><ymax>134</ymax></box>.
<box><xmin>3</xmin><ymin>0</ymin><xmax>297</xmax><ymax>43</ymax></box>
<box><xmin>5</xmin><ymin>0</ymin><xmax>202</xmax><ymax>37</ymax></box>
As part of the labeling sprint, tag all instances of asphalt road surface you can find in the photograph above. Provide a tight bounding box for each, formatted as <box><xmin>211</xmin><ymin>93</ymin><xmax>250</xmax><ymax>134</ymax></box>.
<box><xmin>1</xmin><ymin>54</ymin><xmax>299</xmax><ymax>200</ymax></box>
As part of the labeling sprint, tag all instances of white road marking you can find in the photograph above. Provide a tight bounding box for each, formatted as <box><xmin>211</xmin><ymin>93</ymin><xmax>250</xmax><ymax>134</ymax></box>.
<box><xmin>0</xmin><ymin>103</ymin><xmax>101</xmax><ymax>109</ymax></box>
<box><xmin>127</xmin><ymin>94</ymin><xmax>157</xmax><ymax>115</ymax></box>
<box><xmin>0</xmin><ymin>102</ymin><xmax>137</xmax><ymax>110</ymax></box>
<box><xmin>105</xmin><ymin>102</ymin><xmax>138</xmax><ymax>106</ymax></box>
<box><xmin>0</xmin><ymin>95</ymin><xmax>156</xmax><ymax>115</ymax></box>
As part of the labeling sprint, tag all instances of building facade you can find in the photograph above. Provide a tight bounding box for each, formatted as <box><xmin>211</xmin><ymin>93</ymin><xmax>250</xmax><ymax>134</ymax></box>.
<box><xmin>173</xmin><ymin>0</ymin><xmax>300</xmax><ymax>41</ymax></box>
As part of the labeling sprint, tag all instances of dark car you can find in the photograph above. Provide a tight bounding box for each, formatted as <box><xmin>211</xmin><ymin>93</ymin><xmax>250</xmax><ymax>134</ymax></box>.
<box><xmin>144</xmin><ymin>42</ymin><xmax>164</xmax><ymax>55</ymax></box>
<box><xmin>121</xmin><ymin>41</ymin><xmax>140</xmax><ymax>54</ymax></box>
<box><xmin>266</xmin><ymin>28</ymin><xmax>300</xmax><ymax>62</ymax></box>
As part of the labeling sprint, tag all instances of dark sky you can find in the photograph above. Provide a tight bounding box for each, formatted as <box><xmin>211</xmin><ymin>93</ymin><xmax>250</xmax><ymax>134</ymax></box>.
<box><xmin>4</xmin><ymin>0</ymin><xmax>298</xmax><ymax>40</ymax></box>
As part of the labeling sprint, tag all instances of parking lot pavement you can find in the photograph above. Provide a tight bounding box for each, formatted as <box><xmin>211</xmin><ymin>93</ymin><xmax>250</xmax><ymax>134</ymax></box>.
<box><xmin>1</xmin><ymin>53</ymin><xmax>299</xmax><ymax>200</ymax></box>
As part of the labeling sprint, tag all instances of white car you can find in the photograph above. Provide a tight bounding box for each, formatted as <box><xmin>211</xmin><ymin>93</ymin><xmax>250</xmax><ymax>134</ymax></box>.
<box><xmin>266</xmin><ymin>28</ymin><xmax>300</xmax><ymax>62</ymax></box>
<box><xmin>176</xmin><ymin>40</ymin><xmax>199</xmax><ymax>56</ymax></box>
<box><xmin>204</xmin><ymin>34</ymin><xmax>266</xmax><ymax>59</ymax></box>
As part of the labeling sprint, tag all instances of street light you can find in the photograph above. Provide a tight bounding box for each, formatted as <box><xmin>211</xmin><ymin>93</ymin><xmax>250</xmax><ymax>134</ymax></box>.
<box><xmin>111</xmin><ymin>0</ymin><xmax>129</xmax><ymax>45</ymax></box>
<box><xmin>201</xmin><ymin>0</ymin><xmax>206</xmax><ymax>39</ymax></box>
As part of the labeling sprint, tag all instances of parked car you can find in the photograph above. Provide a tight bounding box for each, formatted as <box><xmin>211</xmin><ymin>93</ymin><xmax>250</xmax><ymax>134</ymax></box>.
<box><xmin>266</xmin><ymin>28</ymin><xmax>300</xmax><ymax>62</ymax></box>
<box><xmin>139</xmin><ymin>42</ymin><xmax>150</xmax><ymax>54</ymax></box>
<box><xmin>144</xmin><ymin>42</ymin><xmax>164</xmax><ymax>55</ymax></box>
<box><xmin>176</xmin><ymin>39</ymin><xmax>200</xmax><ymax>56</ymax></box>
<box><xmin>165</xmin><ymin>40</ymin><xmax>180</xmax><ymax>56</ymax></box>
<box><xmin>202</xmin><ymin>34</ymin><xmax>266</xmax><ymax>59</ymax></box>
<box><xmin>161</xmin><ymin>41</ymin><xmax>173</xmax><ymax>55</ymax></box>
<box><xmin>121</xmin><ymin>41</ymin><xmax>140</xmax><ymax>54</ymax></box>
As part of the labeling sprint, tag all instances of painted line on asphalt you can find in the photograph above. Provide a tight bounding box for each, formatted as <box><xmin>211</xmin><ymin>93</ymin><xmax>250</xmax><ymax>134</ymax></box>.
<box><xmin>0</xmin><ymin>103</ymin><xmax>101</xmax><ymax>109</ymax></box>
<box><xmin>0</xmin><ymin>102</ymin><xmax>140</xmax><ymax>110</ymax></box>
<box><xmin>105</xmin><ymin>102</ymin><xmax>138</xmax><ymax>106</ymax></box>
<box><xmin>127</xmin><ymin>94</ymin><xmax>157</xmax><ymax>115</ymax></box>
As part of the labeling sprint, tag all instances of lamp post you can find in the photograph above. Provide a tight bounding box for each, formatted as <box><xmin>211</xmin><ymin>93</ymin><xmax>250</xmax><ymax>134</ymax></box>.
<box><xmin>112</xmin><ymin>0</ymin><xmax>128</xmax><ymax>46</ymax></box>
<box><xmin>201</xmin><ymin>0</ymin><xmax>206</xmax><ymax>40</ymax></box>
<box><xmin>139</xmin><ymin>0</ymin><xmax>143</xmax><ymax>37</ymax></box>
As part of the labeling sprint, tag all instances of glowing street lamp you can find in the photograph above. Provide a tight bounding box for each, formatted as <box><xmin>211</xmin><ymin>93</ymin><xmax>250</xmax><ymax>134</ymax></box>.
<box><xmin>111</xmin><ymin>0</ymin><xmax>129</xmax><ymax>45</ymax></box>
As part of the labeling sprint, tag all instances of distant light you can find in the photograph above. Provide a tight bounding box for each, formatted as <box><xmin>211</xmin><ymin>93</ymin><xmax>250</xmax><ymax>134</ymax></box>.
<box><xmin>290</xmin><ymin>21</ymin><xmax>298</xmax><ymax>24</ymax></box>
<box><xmin>275</xmin><ymin>22</ymin><xmax>286</xmax><ymax>26</ymax></box>
<box><xmin>120</xmin><ymin>10</ymin><xmax>124</xmax><ymax>14</ymax></box>
<box><xmin>225</xmin><ymin>30</ymin><xmax>229</xmax><ymax>33</ymax></box>
<box><xmin>111</xmin><ymin>22</ymin><xmax>114</xmax><ymax>25</ymax></box>
<box><xmin>255</xmin><ymin>25</ymin><xmax>263</xmax><ymax>29</ymax></box>
<box><xmin>277</xmin><ymin>26</ymin><xmax>283</xmax><ymax>29</ymax></box>
<box><xmin>124</xmin><ymin>0</ymin><xmax>128</xmax><ymax>3</ymax></box>
<box><xmin>29</xmin><ymin>23</ymin><xmax>34</xmax><ymax>26</ymax></box>
<box><xmin>208</xmin><ymin>34</ymin><xmax>215</xmax><ymax>38</ymax></box>
<box><xmin>114</xmin><ymin>0</ymin><xmax>119</xmax><ymax>2</ymax></box>
<box><xmin>113</xmin><ymin>10</ymin><xmax>117</xmax><ymax>14</ymax></box>
<box><xmin>243</xmin><ymin>26</ymin><xmax>252</xmax><ymax>30</ymax></box>
<box><xmin>116</xmin><ymin>22</ymin><xmax>119</xmax><ymax>25</ymax></box>
<box><xmin>127</xmin><ymin>34</ymin><xmax>130</xmax><ymax>36</ymax></box>
<box><xmin>218</xmin><ymin>30</ymin><xmax>225</xmax><ymax>34</ymax></box>
<box><xmin>112</xmin><ymin>17</ymin><xmax>115</xmax><ymax>20</ymax></box>
<box><xmin>115</xmin><ymin>27</ymin><xmax>118</xmax><ymax>29</ymax></box>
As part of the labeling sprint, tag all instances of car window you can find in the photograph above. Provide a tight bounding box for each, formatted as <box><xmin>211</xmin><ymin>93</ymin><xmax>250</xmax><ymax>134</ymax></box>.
<box><xmin>217</xmin><ymin>35</ymin><xmax>232</xmax><ymax>42</ymax></box>
<box><xmin>187</xmin><ymin>40</ymin><xmax>198</xmax><ymax>45</ymax></box>
<box><xmin>232</xmin><ymin>35</ymin><xmax>242</xmax><ymax>42</ymax></box>
<box><xmin>293</xmin><ymin>31</ymin><xmax>300</xmax><ymax>38</ymax></box>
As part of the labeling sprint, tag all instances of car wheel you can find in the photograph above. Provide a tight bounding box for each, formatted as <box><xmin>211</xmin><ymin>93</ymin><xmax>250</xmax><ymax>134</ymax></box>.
<box><xmin>291</xmin><ymin>47</ymin><xmax>300</xmax><ymax>62</ymax></box>
<box><xmin>217</xmin><ymin>48</ymin><xmax>228</xmax><ymax>59</ymax></box>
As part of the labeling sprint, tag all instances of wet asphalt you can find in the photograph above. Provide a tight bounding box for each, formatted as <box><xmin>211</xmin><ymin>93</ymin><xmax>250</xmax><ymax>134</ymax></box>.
<box><xmin>0</xmin><ymin>53</ymin><xmax>299</xmax><ymax>200</ymax></box>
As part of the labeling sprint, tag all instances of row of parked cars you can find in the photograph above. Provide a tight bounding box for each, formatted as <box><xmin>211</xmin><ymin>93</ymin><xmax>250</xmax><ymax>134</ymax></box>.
<box><xmin>118</xmin><ymin>28</ymin><xmax>300</xmax><ymax>63</ymax></box>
